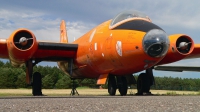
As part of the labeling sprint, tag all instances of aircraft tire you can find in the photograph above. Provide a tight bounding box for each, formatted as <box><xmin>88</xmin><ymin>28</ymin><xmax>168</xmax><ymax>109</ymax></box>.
<box><xmin>136</xmin><ymin>73</ymin><xmax>150</xmax><ymax>95</ymax></box>
<box><xmin>32</xmin><ymin>72</ymin><xmax>43</xmax><ymax>96</ymax></box>
<box><xmin>118</xmin><ymin>76</ymin><xmax>128</xmax><ymax>96</ymax></box>
<box><xmin>108</xmin><ymin>75</ymin><xmax>117</xmax><ymax>96</ymax></box>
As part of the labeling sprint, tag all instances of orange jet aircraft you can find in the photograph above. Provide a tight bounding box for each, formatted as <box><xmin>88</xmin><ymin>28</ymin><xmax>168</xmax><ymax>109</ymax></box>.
<box><xmin>0</xmin><ymin>10</ymin><xmax>197</xmax><ymax>96</ymax></box>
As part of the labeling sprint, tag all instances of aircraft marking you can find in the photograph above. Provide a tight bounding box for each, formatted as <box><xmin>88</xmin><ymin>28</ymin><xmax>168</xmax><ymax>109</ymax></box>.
<box><xmin>116</xmin><ymin>41</ymin><xmax>122</xmax><ymax>56</ymax></box>
<box><xmin>89</xmin><ymin>29</ymin><xmax>96</xmax><ymax>42</ymax></box>
<box><xmin>94</xmin><ymin>43</ymin><xmax>97</xmax><ymax>50</ymax></box>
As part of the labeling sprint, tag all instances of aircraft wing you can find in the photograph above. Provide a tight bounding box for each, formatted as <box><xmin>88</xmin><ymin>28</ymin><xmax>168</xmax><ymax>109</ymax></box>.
<box><xmin>0</xmin><ymin>20</ymin><xmax>79</xmax><ymax>67</ymax></box>
<box><xmin>0</xmin><ymin>39</ymin><xmax>9</xmax><ymax>59</ymax></box>
<box><xmin>154</xmin><ymin>66</ymin><xmax>200</xmax><ymax>72</ymax></box>
<box><xmin>185</xmin><ymin>44</ymin><xmax>200</xmax><ymax>59</ymax></box>
<box><xmin>0</xmin><ymin>38</ymin><xmax>78</xmax><ymax>66</ymax></box>
<box><xmin>154</xmin><ymin>44</ymin><xmax>200</xmax><ymax>72</ymax></box>
<box><xmin>32</xmin><ymin>42</ymin><xmax>78</xmax><ymax>61</ymax></box>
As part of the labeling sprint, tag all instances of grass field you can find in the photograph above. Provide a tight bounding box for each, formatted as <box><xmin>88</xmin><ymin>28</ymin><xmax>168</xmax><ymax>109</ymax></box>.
<box><xmin>0</xmin><ymin>89</ymin><xmax>199</xmax><ymax>96</ymax></box>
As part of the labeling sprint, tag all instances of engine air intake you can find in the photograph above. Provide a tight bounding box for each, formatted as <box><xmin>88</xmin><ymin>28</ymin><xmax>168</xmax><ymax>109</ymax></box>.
<box><xmin>176</xmin><ymin>36</ymin><xmax>192</xmax><ymax>54</ymax></box>
<box><xmin>13</xmin><ymin>30</ymin><xmax>34</xmax><ymax>50</ymax></box>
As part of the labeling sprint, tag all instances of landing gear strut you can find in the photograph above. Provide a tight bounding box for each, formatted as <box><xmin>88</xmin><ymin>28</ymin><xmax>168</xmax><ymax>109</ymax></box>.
<box><xmin>136</xmin><ymin>68</ymin><xmax>154</xmax><ymax>95</ymax></box>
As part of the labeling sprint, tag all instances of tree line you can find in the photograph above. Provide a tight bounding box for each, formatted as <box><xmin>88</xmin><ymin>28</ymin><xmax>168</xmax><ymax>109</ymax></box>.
<box><xmin>0</xmin><ymin>60</ymin><xmax>200</xmax><ymax>91</ymax></box>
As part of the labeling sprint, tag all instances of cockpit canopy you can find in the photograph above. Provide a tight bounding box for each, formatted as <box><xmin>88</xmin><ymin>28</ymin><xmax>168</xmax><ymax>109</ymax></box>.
<box><xmin>110</xmin><ymin>10</ymin><xmax>151</xmax><ymax>27</ymax></box>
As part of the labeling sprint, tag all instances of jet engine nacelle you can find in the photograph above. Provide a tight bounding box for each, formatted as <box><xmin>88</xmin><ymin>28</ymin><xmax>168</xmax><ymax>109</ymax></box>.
<box><xmin>156</xmin><ymin>34</ymin><xmax>194</xmax><ymax>65</ymax></box>
<box><xmin>7</xmin><ymin>29</ymin><xmax>38</xmax><ymax>67</ymax></box>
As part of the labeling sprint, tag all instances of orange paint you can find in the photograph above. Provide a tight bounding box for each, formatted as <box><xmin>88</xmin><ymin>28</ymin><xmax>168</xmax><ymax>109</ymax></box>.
<box><xmin>97</xmin><ymin>74</ymin><xmax>108</xmax><ymax>85</ymax></box>
<box><xmin>156</xmin><ymin>34</ymin><xmax>194</xmax><ymax>65</ymax></box>
<box><xmin>60</xmin><ymin>20</ymin><xmax>68</xmax><ymax>43</ymax></box>
<box><xmin>6</xmin><ymin>29</ymin><xmax>38</xmax><ymax>67</ymax></box>
<box><xmin>72</xmin><ymin>20</ymin><xmax>164</xmax><ymax>78</ymax></box>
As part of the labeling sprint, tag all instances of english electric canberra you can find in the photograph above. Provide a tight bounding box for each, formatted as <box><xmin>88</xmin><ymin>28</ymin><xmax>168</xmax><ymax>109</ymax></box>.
<box><xmin>0</xmin><ymin>10</ymin><xmax>197</xmax><ymax>96</ymax></box>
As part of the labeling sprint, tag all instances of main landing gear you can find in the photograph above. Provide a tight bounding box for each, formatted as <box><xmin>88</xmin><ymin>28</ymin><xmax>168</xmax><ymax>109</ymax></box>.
<box><xmin>26</xmin><ymin>60</ymin><xmax>43</xmax><ymax>96</ymax></box>
<box><xmin>117</xmin><ymin>76</ymin><xmax>128</xmax><ymax>96</ymax></box>
<box><xmin>136</xmin><ymin>68</ymin><xmax>155</xmax><ymax>95</ymax></box>
<box><xmin>32</xmin><ymin>72</ymin><xmax>42</xmax><ymax>96</ymax></box>
<box><xmin>26</xmin><ymin>58</ymin><xmax>77</xmax><ymax>96</ymax></box>
<box><xmin>107</xmin><ymin>68</ymin><xmax>155</xmax><ymax>96</ymax></box>
<box><xmin>108</xmin><ymin>75</ymin><xmax>128</xmax><ymax>96</ymax></box>
<box><xmin>108</xmin><ymin>75</ymin><xmax>117</xmax><ymax>95</ymax></box>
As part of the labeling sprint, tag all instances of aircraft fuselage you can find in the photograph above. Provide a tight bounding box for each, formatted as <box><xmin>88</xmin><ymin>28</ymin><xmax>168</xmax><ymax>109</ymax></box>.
<box><xmin>72</xmin><ymin>20</ymin><xmax>166</xmax><ymax>78</ymax></box>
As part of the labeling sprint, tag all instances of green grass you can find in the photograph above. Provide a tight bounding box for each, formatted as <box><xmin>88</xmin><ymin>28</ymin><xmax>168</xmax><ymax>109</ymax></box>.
<box><xmin>196</xmin><ymin>91</ymin><xmax>200</xmax><ymax>95</ymax></box>
<box><xmin>0</xmin><ymin>93</ymin><xmax>32</xmax><ymax>97</ymax></box>
<box><xmin>0</xmin><ymin>89</ymin><xmax>200</xmax><ymax>97</ymax></box>
<box><xmin>76</xmin><ymin>86</ymin><xmax>91</xmax><ymax>89</ymax></box>
<box><xmin>166</xmin><ymin>91</ymin><xmax>177</xmax><ymax>95</ymax></box>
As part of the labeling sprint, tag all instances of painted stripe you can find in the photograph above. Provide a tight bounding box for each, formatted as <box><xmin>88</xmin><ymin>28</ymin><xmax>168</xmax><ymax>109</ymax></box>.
<box><xmin>112</xmin><ymin>20</ymin><xmax>163</xmax><ymax>32</ymax></box>
<box><xmin>38</xmin><ymin>42</ymin><xmax>78</xmax><ymax>51</ymax></box>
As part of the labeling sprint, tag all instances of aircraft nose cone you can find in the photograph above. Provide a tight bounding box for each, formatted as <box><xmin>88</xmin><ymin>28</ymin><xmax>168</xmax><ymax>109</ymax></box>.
<box><xmin>143</xmin><ymin>29</ymin><xmax>169</xmax><ymax>57</ymax></box>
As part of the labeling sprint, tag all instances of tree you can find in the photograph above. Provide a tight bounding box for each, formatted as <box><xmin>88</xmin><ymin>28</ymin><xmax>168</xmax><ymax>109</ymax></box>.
<box><xmin>0</xmin><ymin>68</ymin><xmax>18</xmax><ymax>88</ymax></box>
<box><xmin>15</xmin><ymin>73</ymin><xmax>27</xmax><ymax>88</ymax></box>
<box><xmin>42</xmin><ymin>74</ymin><xmax>55</xmax><ymax>89</ymax></box>
<box><xmin>55</xmin><ymin>75</ymin><xmax>71</xmax><ymax>89</ymax></box>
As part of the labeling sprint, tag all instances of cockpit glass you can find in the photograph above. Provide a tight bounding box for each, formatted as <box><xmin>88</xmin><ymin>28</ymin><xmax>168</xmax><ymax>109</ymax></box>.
<box><xmin>110</xmin><ymin>10</ymin><xmax>149</xmax><ymax>27</ymax></box>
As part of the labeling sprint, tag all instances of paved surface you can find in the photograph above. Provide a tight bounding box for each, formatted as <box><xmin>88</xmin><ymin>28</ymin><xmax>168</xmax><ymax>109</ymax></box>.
<box><xmin>0</xmin><ymin>96</ymin><xmax>200</xmax><ymax>112</ymax></box>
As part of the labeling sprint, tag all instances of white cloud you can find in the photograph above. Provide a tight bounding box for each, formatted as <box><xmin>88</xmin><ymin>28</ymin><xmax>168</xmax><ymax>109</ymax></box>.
<box><xmin>0</xmin><ymin>9</ymin><xmax>95</xmax><ymax>43</ymax></box>
<box><xmin>153</xmin><ymin>12</ymin><xmax>200</xmax><ymax>30</ymax></box>
<box><xmin>144</xmin><ymin>0</ymin><xmax>200</xmax><ymax>29</ymax></box>
<box><xmin>66</xmin><ymin>21</ymin><xmax>95</xmax><ymax>42</ymax></box>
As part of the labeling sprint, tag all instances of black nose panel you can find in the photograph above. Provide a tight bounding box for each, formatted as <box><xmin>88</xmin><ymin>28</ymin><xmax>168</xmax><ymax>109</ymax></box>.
<box><xmin>112</xmin><ymin>20</ymin><xmax>163</xmax><ymax>32</ymax></box>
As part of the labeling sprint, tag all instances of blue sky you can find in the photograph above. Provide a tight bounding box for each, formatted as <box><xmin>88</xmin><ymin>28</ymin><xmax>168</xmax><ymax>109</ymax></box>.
<box><xmin>0</xmin><ymin>0</ymin><xmax>200</xmax><ymax>78</ymax></box>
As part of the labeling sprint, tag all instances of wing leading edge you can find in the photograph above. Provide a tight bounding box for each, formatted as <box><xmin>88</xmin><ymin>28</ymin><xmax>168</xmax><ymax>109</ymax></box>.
<box><xmin>154</xmin><ymin>66</ymin><xmax>200</xmax><ymax>72</ymax></box>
